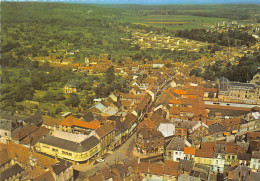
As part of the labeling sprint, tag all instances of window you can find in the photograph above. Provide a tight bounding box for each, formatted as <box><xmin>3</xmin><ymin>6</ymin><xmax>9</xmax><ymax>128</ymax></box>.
<box><xmin>232</xmin><ymin>156</ymin><xmax>235</xmax><ymax>159</ymax></box>
<box><xmin>216</xmin><ymin>160</ymin><xmax>218</xmax><ymax>164</ymax></box>
<box><xmin>4</xmin><ymin>132</ymin><xmax>7</xmax><ymax>136</ymax></box>
<box><xmin>52</xmin><ymin>148</ymin><xmax>58</xmax><ymax>152</ymax></box>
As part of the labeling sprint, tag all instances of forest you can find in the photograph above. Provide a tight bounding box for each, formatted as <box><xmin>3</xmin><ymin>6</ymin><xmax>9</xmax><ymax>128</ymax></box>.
<box><xmin>176</xmin><ymin>29</ymin><xmax>257</xmax><ymax>47</ymax></box>
<box><xmin>190</xmin><ymin>52</ymin><xmax>260</xmax><ymax>82</ymax></box>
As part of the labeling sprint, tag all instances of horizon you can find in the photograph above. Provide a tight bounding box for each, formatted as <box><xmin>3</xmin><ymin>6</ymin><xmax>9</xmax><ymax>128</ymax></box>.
<box><xmin>2</xmin><ymin>0</ymin><xmax>260</xmax><ymax>5</ymax></box>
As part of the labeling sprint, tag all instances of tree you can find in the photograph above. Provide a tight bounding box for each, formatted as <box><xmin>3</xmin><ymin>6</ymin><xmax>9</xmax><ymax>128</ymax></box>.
<box><xmin>105</xmin><ymin>66</ymin><xmax>115</xmax><ymax>84</ymax></box>
<box><xmin>65</xmin><ymin>93</ymin><xmax>80</xmax><ymax>107</ymax></box>
<box><xmin>190</xmin><ymin>68</ymin><xmax>202</xmax><ymax>77</ymax></box>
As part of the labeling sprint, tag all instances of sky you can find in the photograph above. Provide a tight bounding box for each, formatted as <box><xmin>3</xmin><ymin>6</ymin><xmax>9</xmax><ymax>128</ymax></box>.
<box><xmin>3</xmin><ymin>0</ymin><xmax>260</xmax><ymax>4</ymax></box>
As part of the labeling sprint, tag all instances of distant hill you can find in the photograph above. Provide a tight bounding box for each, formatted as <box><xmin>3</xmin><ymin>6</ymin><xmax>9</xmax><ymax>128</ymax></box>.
<box><xmin>2</xmin><ymin>0</ymin><xmax>260</xmax><ymax>4</ymax></box>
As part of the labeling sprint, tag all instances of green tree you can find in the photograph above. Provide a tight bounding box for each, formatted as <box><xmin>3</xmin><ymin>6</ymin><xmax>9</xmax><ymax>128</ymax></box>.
<box><xmin>105</xmin><ymin>66</ymin><xmax>115</xmax><ymax>84</ymax></box>
<box><xmin>65</xmin><ymin>93</ymin><xmax>80</xmax><ymax>107</ymax></box>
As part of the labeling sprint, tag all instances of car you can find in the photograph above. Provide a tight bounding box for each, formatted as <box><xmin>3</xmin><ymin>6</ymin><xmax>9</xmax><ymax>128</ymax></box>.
<box><xmin>96</xmin><ymin>158</ymin><xmax>105</xmax><ymax>163</ymax></box>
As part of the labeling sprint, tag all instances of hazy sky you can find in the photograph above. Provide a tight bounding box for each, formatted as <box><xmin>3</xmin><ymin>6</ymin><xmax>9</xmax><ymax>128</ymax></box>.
<box><xmin>4</xmin><ymin>0</ymin><xmax>260</xmax><ymax>4</ymax></box>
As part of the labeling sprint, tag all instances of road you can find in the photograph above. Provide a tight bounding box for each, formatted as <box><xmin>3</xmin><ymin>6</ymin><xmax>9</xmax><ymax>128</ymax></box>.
<box><xmin>74</xmin><ymin>133</ymin><xmax>136</xmax><ymax>180</ymax></box>
<box><xmin>204</xmin><ymin>101</ymin><xmax>258</xmax><ymax>108</ymax></box>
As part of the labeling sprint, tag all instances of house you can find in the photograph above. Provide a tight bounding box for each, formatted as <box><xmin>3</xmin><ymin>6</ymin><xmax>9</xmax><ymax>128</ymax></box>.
<box><xmin>23</xmin><ymin>112</ymin><xmax>43</xmax><ymax>126</ymax></box>
<box><xmin>129</xmin><ymin>86</ymin><xmax>142</xmax><ymax>95</ymax></box>
<box><xmin>64</xmin><ymin>79</ymin><xmax>82</xmax><ymax>94</ymax></box>
<box><xmin>173</xmin><ymin>119</ymin><xmax>199</xmax><ymax>138</ymax></box>
<box><xmin>224</xmin><ymin>143</ymin><xmax>247</xmax><ymax>166</ymax></box>
<box><xmin>52</xmin><ymin>161</ymin><xmax>74</xmax><ymax>181</ymax></box>
<box><xmin>96</xmin><ymin>123</ymin><xmax>116</xmax><ymax>155</ymax></box>
<box><xmin>42</xmin><ymin>115</ymin><xmax>61</xmax><ymax>132</ymax></box>
<box><xmin>194</xmin><ymin>142</ymin><xmax>225</xmax><ymax>173</ymax></box>
<box><xmin>12</xmin><ymin>124</ymin><xmax>50</xmax><ymax>146</ymax></box>
<box><xmin>157</xmin><ymin>123</ymin><xmax>175</xmax><ymax>139</ymax></box>
<box><xmin>222</xmin><ymin>117</ymin><xmax>244</xmax><ymax>133</ymax></box>
<box><xmin>138</xmin><ymin>161</ymin><xmax>179</xmax><ymax>181</ymax></box>
<box><xmin>184</xmin><ymin>147</ymin><xmax>196</xmax><ymax>161</ymax></box>
<box><xmin>189</xmin><ymin>123</ymin><xmax>209</xmax><ymax>141</ymax></box>
<box><xmin>136</xmin><ymin>124</ymin><xmax>164</xmax><ymax>155</ymax></box>
<box><xmin>247</xmin><ymin>131</ymin><xmax>260</xmax><ymax>142</ymax></box>
<box><xmin>37</xmin><ymin>134</ymin><xmax>101</xmax><ymax>163</ymax></box>
<box><xmin>208</xmin><ymin>122</ymin><xmax>226</xmax><ymax>136</ymax></box>
<box><xmin>227</xmin><ymin>165</ymin><xmax>251</xmax><ymax>180</ymax></box>
<box><xmin>59</xmin><ymin>115</ymin><xmax>100</xmax><ymax>134</ymax></box>
<box><xmin>109</xmin><ymin>91</ymin><xmax>121</xmax><ymax>102</ymax></box>
<box><xmin>164</xmin><ymin>137</ymin><xmax>185</xmax><ymax>161</ymax></box>
<box><xmin>122</xmin><ymin>113</ymin><xmax>138</xmax><ymax>136</ymax></box>
<box><xmin>237</xmin><ymin>153</ymin><xmax>251</xmax><ymax>166</ymax></box>
<box><xmin>0</xmin><ymin>163</ymin><xmax>25</xmax><ymax>181</ymax></box>
<box><xmin>250</xmin><ymin>150</ymin><xmax>260</xmax><ymax>171</ymax></box>
<box><xmin>0</xmin><ymin>115</ymin><xmax>19</xmax><ymax>143</ymax></box>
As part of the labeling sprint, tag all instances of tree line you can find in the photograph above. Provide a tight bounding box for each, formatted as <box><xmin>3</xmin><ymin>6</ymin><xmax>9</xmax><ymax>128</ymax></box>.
<box><xmin>190</xmin><ymin>52</ymin><xmax>260</xmax><ymax>82</ymax></box>
<box><xmin>176</xmin><ymin>29</ymin><xmax>256</xmax><ymax>48</ymax></box>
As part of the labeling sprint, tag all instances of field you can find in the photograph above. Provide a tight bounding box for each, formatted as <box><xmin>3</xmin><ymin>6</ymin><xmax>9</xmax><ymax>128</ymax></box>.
<box><xmin>120</xmin><ymin>13</ymin><xmax>230</xmax><ymax>30</ymax></box>
<box><xmin>114</xmin><ymin>4</ymin><xmax>260</xmax><ymax>31</ymax></box>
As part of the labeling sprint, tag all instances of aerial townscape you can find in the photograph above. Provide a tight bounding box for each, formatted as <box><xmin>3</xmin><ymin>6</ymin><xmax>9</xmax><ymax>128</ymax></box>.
<box><xmin>1</xmin><ymin>0</ymin><xmax>260</xmax><ymax>181</ymax></box>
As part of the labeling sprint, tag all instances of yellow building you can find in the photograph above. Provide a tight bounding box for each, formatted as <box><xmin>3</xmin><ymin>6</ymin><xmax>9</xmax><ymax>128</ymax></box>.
<box><xmin>36</xmin><ymin>134</ymin><xmax>100</xmax><ymax>163</ymax></box>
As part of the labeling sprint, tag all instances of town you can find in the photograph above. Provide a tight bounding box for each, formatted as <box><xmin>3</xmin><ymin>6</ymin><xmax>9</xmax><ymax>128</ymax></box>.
<box><xmin>1</xmin><ymin>1</ymin><xmax>260</xmax><ymax>181</ymax></box>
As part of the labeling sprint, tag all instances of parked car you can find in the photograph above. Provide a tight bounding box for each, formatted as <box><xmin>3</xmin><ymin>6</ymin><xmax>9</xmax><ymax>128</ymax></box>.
<box><xmin>96</xmin><ymin>158</ymin><xmax>105</xmax><ymax>163</ymax></box>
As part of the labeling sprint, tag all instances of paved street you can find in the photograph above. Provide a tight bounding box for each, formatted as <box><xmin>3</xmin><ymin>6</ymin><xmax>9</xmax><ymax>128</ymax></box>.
<box><xmin>74</xmin><ymin>132</ymin><xmax>136</xmax><ymax>180</ymax></box>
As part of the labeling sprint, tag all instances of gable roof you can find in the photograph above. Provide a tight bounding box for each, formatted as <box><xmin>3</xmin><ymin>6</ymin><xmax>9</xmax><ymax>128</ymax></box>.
<box><xmin>195</xmin><ymin>142</ymin><xmax>215</xmax><ymax>158</ymax></box>
<box><xmin>7</xmin><ymin>142</ymin><xmax>30</xmax><ymax>164</ymax></box>
<box><xmin>208</xmin><ymin>123</ymin><xmax>226</xmax><ymax>135</ymax></box>
<box><xmin>0</xmin><ymin>164</ymin><xmax>24</xmax><ymax>181</ymax></box>
<box><xmin>52</xmin><ymin>161</ymin><xmax>72</xmax><ymax>175</ymax></box>
<box><xmin>0</xmin><ymin>148</ymin><xmax>11</xmax><ymax>167</ymax></box>
<box><xmin>23</xmin><ymin>112</ymin><xmax>43</xmax><ymax>126</ymax></box>
<box><xmin>166</xmin><ymin>137</ymin><xmax>185</xmax><ymax>151</ymax></box>
<box><xmin>42</xmin><ymin>115</ymin><xmax>61</xmax><ymax>127</ymax></box>
<box><xmin>184</xmin><ymin>147</ymin><xmax>196</xmax><ymax>155</ymax></box>
<box><xmin>60</xmin><ymin>115</ymin><xmax>100</xmax><ymax>130</ymax></box>
<box><xmin>96</xmin><ymin>123</ymin><xmax>115</xmax><ymax>138</ymax></box>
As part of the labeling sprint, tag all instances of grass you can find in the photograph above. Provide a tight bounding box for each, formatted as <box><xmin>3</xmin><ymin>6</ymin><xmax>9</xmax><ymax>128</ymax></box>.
<box><xmin>139</xmin><ymin>15</ymin><xmax>228</xmax><ymax>30</ymax></box>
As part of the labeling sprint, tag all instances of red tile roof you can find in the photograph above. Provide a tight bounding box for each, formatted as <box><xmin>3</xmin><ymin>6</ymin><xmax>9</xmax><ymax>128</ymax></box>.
<box><xmin>60</xmin><ymin>115</ymin><xmax>101</xmax><ymax>130</ymax></box>
<box><xmin>195</xmin><ymin>142</ymin><xmax>215</xmax><ymax>158</ymax></box>
<box><xmin>184</xmin><ymin>147</ymin><xmax>196</xmax><ymax>155</ymax></box>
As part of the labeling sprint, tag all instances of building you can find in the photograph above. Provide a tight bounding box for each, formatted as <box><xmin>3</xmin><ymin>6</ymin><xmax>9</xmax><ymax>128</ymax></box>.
<box><xmin>64</xmin><ymin>80</ymin><xmax>82</xmax><ymax>94</ymax></box>
<box><xmin>250</xmin><ymin>150</ymin><xmax>260</xmax><ymax>171</ymax></box>
<box><xmin>36</xmin><ymin>134</ymin><xmax>101</xmax><ymax>163</ymax></box>
<box><xmin>164</xmin><ymin>137</ymin><xmax>185</xmax><ymax>161</ymax></box>
<box><xmin>0</xmin><ymin>115</ymin><xmax>19</xmax><ymax>143</ymax></box>
<box><xmin>194</xmin><ymin>143</ymin><xmax>225</xmax><ymax>173</ymax></box>
<box><xmin>135</xmin><ymin>125</ymin><xmax>164</xmax><ymax>155</ymax></box>
<box><xmin>42</xmin><ymin>115</ymin><xmax>61</xmax><ymax>132</ymax></box>
<box><xmin>218</xmin><ymin>77</ymin><xmax>260</xmax><ymax>104</ymax></box>
<box><xmin>59</xmin><ymin>115</ymin><xmax>100</xmax><ymax>134</ymax></box>
<box><xmin>95</xmin><ymin>123</ymin><xmax>116</xmax><ymax>155</ymax></box>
